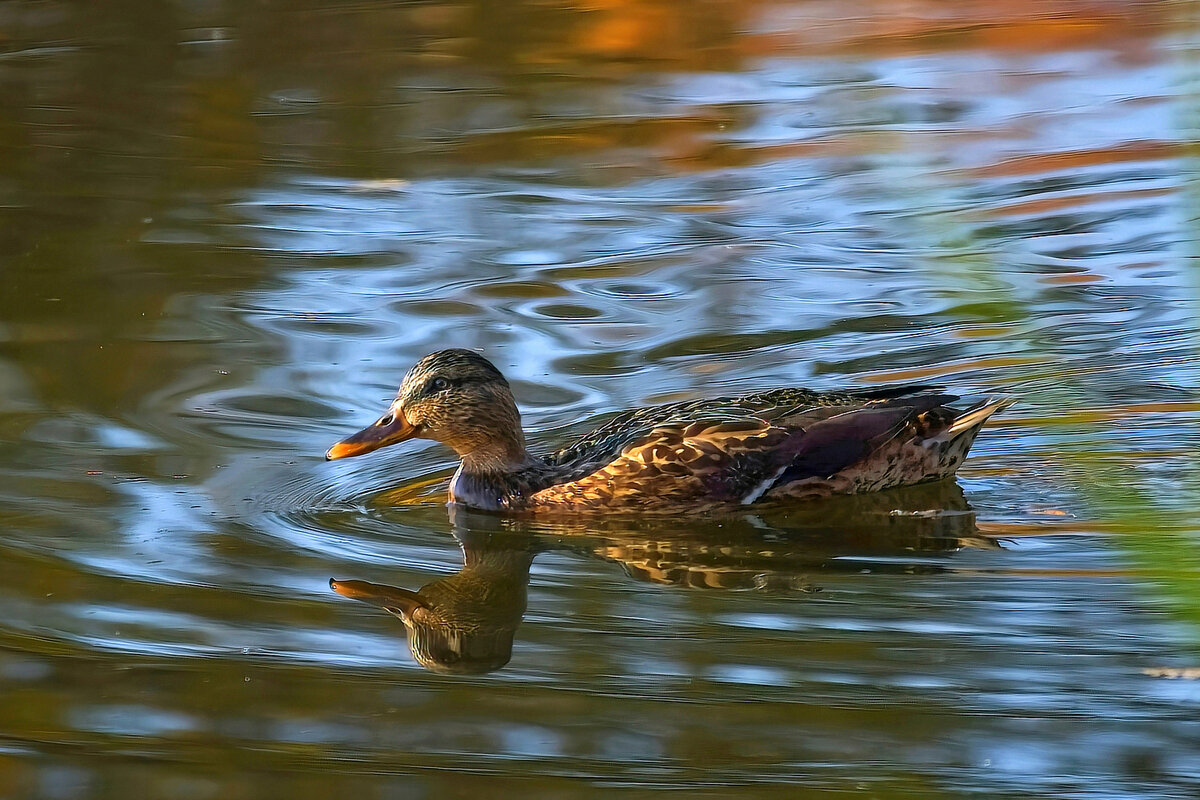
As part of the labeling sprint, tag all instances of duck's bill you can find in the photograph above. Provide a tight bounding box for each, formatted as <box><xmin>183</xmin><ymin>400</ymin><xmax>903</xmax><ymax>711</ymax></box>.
<box><xmin>325</xmin><ymin>411</ymin><xmax>415</xmax><ymax>460</ymax></box>
<box><xmin>329</xmin><ymin>578</ymin><xmax>426</xmax><ymax>616</ymax></box>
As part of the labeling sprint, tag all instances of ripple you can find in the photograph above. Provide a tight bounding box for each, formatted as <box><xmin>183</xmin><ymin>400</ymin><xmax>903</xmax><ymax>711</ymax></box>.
<box><xmin>4</xmin><ymin>5</ymin><xmax>1200</xmax><ymax>796</ymax></box>
<box><xmin>470</xmin><ymin>281</ymin><xmax>570</xmax><ymax>300</ymax></box>
<box><xmin>526</xmin><ymin>303</ymin><xmax>604</xmax><ymax>320</ymax></box>
<box><xmin>388</xmin><ymin>299</ymin><xmax>482</xmax><ymax>317</ymax></box>
<box><xmin>492</xmin><ymin>249</ymin><xmax>566</xmax><ymax>267</ymax></box>
<box><xmin>585</xmin><ymin>280</ymin><xmax>685</xmax><ymax>301</ymax></box>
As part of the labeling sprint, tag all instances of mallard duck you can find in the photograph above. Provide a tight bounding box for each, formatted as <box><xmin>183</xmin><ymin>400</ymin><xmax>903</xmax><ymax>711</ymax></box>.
<box><xmin>325</xmin><ymin>349</ymin><xmax>1013</xmax><ymax>513</ymax></box>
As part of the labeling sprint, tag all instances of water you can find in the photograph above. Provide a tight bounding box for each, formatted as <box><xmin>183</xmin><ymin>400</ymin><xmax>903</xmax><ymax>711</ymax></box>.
<box><xmin>3</xmin><ymin>1</ymin><xmax>1200</xmax><ymax>797</ymax></box>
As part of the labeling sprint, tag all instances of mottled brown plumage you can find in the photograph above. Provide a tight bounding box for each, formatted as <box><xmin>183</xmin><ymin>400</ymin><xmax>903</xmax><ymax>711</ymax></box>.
<box><xmin>326</xmin><ymin>349</ymin><xmax>1014</xmax><ymax>513</ymax></box>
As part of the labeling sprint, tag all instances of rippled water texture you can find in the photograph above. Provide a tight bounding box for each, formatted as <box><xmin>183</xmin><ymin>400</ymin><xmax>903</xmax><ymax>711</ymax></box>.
<box><xmin>4</xmin><ymin>1</ymin><xmax>1200</xmax><ymax>797</ymax></box>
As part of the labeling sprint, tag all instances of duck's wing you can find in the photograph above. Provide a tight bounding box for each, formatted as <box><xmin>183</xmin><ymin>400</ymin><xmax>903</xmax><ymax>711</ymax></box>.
<box><xmin>534</xmin><ymin>391</ymin><xmax>975</xmax><ymax>511</ymax></box>
<box><xmin>545</xmin><ymin>386</ymin><xmax>905</xmax><ymax>471</ymax></box>
<box><xmin>765</xmin><ymin>394</ymin><xmax>1014</xmax><ymax>500</ymax></box>
<box><xmin>532</xmin><ymin>416</ymin><xmax>792</xmax><ymax>510</ymax></box>
<box><xmin>768</xmin><ymin>393</ymin><xmax>958</xmax><ymax>484</ymax></box>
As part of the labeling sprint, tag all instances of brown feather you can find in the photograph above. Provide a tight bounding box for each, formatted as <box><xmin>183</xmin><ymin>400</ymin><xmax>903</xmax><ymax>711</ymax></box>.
<box><xmin>328</xmin><ymin>350</ymin><xmax>1014</xmax><ymax>513</ymax></box>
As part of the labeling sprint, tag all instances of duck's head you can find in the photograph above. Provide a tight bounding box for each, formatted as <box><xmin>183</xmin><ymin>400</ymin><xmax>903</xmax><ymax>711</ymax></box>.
<box><xmin>325</xmin><ymin>349</ymin><xmax>526</xmax><ymax>469</ymax></box>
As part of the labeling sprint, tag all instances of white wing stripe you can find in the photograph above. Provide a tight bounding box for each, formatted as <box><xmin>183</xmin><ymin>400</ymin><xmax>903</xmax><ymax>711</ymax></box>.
<box><xmin>740</xmin><ymin>464</ymin><xmax>790</xmax><ymax>505</ymax></box>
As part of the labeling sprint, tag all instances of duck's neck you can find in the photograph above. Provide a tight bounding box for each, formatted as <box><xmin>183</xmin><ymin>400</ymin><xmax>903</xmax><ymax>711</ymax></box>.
<box><xmin>449</xmin><ymin>452</ymin><xmax>557</xmax><ymax>512</ymax></box>
<box><xmin>440</xmin><ymin>400</ymin><xmax>529</xmax><ymax>475</ymax></box>
<box><xmin>457</xmin><ymin>436</ymin><xmax>530</xmax><ymax>475</ymax></box>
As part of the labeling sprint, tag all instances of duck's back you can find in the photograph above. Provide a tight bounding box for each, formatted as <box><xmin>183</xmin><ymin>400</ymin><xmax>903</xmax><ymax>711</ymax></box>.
<box><xmin>546</xmin><ymin>386</ymin><xmax>909</xmax><ymax>467</ymax></box>
<box><xmin>529</xmin><ymin>385</ymin><xmax>1011</xmax><ymax>512</ymax></box>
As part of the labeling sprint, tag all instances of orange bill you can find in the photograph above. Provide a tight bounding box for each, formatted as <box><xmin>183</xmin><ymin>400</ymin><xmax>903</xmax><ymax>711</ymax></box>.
<box><xmin>329</xmin><ymin>578</ymin><xmax>426</xmax><ymax>616</ymax></box>
<box><xmin>325</xmin><ymin>409</ymin><xmax>416</xmax><ymax>460</ymax></box>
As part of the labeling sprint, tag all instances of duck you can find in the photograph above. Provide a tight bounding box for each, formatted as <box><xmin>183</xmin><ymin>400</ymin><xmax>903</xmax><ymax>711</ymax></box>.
<box><xmin>325</xmin><ymin>348</ymin><xmax>1013</xmax><ymax>513</ymax></box>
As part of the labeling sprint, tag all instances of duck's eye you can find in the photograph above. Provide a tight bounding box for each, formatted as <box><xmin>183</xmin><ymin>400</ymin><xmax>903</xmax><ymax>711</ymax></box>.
<box><xmin>376</xmin><ymin>413</ymin><xmax>394</xmax><ymax>427</ymax></box>
<box><xmin>431</xmin><ymin>377</ymin><xmax>449</xmax><ymax>392</ymax></box>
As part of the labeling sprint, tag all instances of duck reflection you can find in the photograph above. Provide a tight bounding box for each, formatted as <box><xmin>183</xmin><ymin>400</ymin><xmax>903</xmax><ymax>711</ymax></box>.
<box><xmin>331</xmin><ymin>480</ymin><xmax>997</xmax><ymax>674</ymax></box>
<box><xmin>330</xmin><ymin>531</ymin><xmax>533</xmax><ymax>675</ymax></box>
<box><xmin>580</xmin><ymin>480</ymin><xmax>995</xmax><ymax>589</ymax></box>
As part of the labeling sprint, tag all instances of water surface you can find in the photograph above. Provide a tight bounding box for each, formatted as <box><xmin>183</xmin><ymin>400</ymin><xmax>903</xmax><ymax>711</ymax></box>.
<box><xmin>3</xmin><ymin>1</ymin><xmax>1200</xmax><ymax>797</ymax></box>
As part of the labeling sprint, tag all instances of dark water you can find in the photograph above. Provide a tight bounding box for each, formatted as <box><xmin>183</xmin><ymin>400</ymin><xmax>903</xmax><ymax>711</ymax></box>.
<box><xmin>3</xmin><ymin>1</ymin><xmax>1200</xmax><ymax>797</ymax></box>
